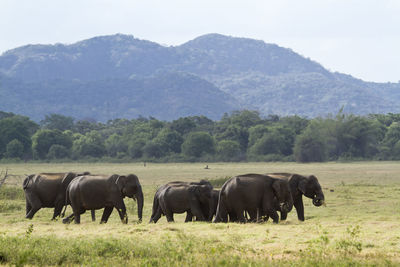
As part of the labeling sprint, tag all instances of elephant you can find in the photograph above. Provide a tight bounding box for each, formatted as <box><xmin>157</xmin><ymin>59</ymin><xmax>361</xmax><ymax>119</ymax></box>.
<box><xmin>62</xmin><ymin>174</ymin><xmax>143</xmax><ymax>224</ymax></box>
<box><xmin>213</xmin><ymin>174</ymin><xmax>293</xmax><ymax>223</ymax></box>
<box><xmin>265</xmin><ymin>173</ymin><xmax>325</xmax><ymax>221</ymax></box>
<box><xmin>204</xmin><ymin>189</ymin><xmax>219</xmax><ymax>221</ymax></box>
<box><xmin>149</xmin><ymin>182</ymin><xmax>214</xmax><ymax>223</ymax></box>
<box><xmin>22</xmin><ymin>172</ymin><xmax>92</xmax><ymax>220</ymax></box>
<box><xmin>188</xmin><ymin>188</ymin><xmax>219</xmax><ymax>222</ymax></box>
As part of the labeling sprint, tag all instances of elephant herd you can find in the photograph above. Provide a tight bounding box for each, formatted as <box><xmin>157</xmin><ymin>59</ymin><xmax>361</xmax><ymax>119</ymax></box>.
<box><xmin>22</xmin><ymin>171</ymin><xmax>325</xmax><ymax>224</ymax></box>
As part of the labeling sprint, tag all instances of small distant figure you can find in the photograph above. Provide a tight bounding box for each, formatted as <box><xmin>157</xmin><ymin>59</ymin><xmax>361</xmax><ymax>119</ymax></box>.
<box><xmin>204</xmin><ymin>165</ymin><xmax>209</xmax><ymax>169</ymax></box>
<box><xmin>144</xmin><ymin>162</ymin><xmax>146</xmax><ymax>167</ymax></box>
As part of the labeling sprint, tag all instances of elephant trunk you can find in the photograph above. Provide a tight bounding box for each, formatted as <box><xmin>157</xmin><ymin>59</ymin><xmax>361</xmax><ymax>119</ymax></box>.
<box><xmin>312</xmin><ymin>190</ymin><xmax>325</xmax><ymax>207</ymax></box>
<box><xmin>136</xmin><ymin>186</ymin><xmax>144</xmax><ymax>222</ymax></box>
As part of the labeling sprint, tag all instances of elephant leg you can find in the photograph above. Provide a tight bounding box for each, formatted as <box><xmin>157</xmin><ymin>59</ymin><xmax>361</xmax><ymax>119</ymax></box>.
<box><xmin>214</xmin><ymin>201</ymin><xmax>228</xmax><ymax>223</ymax></box>
<box><xmin>52</xmin><ymin>198</ymin><xmax>64</xmax><ymax>220</ymax></box>
<box><xmin>280</xmin><ymin>210</ymin><xmax>288</xmax><ymax>221</ymax></box>
<box><xmin>267</xmin><ymin>209</ymin><xmax>279</xmax><ymax>224</ymax></box>
<box><xmin>228</xmin><ymin>212</ymin><xmax>238</xmax><ymax>222</ymax></box>
<box><xmin>191</xmin><ymin>203</ymin><xmax>206</xmax><ymax>221</ymax></box>
<box><xmin>91</xmin><ymin>210</ymin><xmax>96</xmax><ymax>222</ymax></box>
<box><xmin>150</xmin><ymin>205</ymin><xmax>163</xmax><ymax>223</ymax></box>
<box><xmin>246</xmin><ymin>209</ymin><xmax>258</xmax><ymax>222</ymax></box>
<box><xmin>25</xmin><ymin>193</ymin><xmax>41</xmax><ymax>219</ymax></box>
<box><xmin>185</xmin><ymin>211</ymin><xmax>193</xmax><ymax>222</ymax></box>
<box><xmin>232</xmin><ymin>204</ymin><xmax>246</xmax><ymax>223</ymax></box>
<box><xmin>165</xmin><ymin>209</ymin><xmax>174</xmax><ymax>222</ymax></box>
<box><xmin>100</xmin><ymin>207</ymin><xmax>113</xmax><ymax>223</ymax></box>
<box><xmin>294</xmin><ymin>196</ymin><xmax>305</xmax><ymax>221</ymax></box>
<box><xmin>25</xmin><ymin>199</ymin><xmax>32</xmax><ymax>216</ymax></box>
<box><xmin>74</xmin><ymin>208</ymin><xmax>86</xmax><ymax>224</ymax></box>
<box><xmin>115</xmin><ymin>200</ymin><xmax>128</xmax><ymax>224</ymax></box>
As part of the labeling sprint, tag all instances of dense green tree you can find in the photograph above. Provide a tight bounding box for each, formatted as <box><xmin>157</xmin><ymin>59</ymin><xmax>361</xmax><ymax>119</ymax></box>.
<box><xmin>229</xmin><ymin>110</ymin><xmax>262</xmax><ymax>128</ymax></box>
<box><xmin>380</xmin><ymin>122</ymin><xmax>400</xmax><ymax>159</ymax></box>
<box><xmin>248</xmin><ymin>132</ymin><xmax>284</xmax><ymax>157</ymax></box>
<box><xmin>216</xmin><ymin>140</ymin><xmax>241</xmax><ymax>161</ymax></box>
<box><xmin>105</xmin><ymin>134</ymin><xmax>127</xmax><ymax>157</ymax></box>
<box><xmin>143</xmin><ymin>141</ymin><xmax>165</xmax><ymax>158</ymax></box>
<box><xmin>293</xmin><ymin>121</ymin><xmax>327</xmax><ymax>162</ymax></box>
<box><xmin>41</xmin><ymin>114</ymin><xmax>74</xmax><ymax>131</ymax></box>
<box><xmin>72</xmin><ymin>131</ymin><xmax>105</xmax><ymax>158</ymax></box>
<box><xmin>153</xmin><ymin>128</ymin><xmax>183</xmax><ymax>154</ymax></box>
<box><xmin>32</xmin><ymin>129</ymin><xmax>72</xmax><ymax>159</ymax></box>
<box><xmin>0</xmin><ymin>117</ymin><xmax>35</xmax><ymax>158</ymax></box>
<box><xmin>182</xmin><ymin>132</ymin><xmax>215</xmax><ymax>158</ymax></box>
<box><xmin>215</xmin><ymin>125</ymin><xmax>249</xmax><ymax>152</ymax></box>
<box><xmin>5</xmin><ymin>139</ymin><xmax>24</xmax><ymax>159</ymax></box>
<box><xmin>74</xmin><ymin>120</ymin><xmax>102</xmax><ymax>134</ymax></box>
<box><xmin>0</xmin><ymin>111</ymin><xmax>15</xmax><ymax>120</ymax></box>
<box><xmin>170</xmin><ymin>117</ymin><xmax>196</xmax><ymax>135</ymax></box>
<box><xmin>280</xmin><ymin>115</ymin><xmax>309</xmax><ymax>135</ymax></box>
<box><xmin>47</xmin><ymin>144</ymin><xmax>70</xmax><ymax>159</ymax></box>
<box><xmin>128</xmin><ymin>138</ymin><xmax>146</xmax><ymax>158</ymax></box>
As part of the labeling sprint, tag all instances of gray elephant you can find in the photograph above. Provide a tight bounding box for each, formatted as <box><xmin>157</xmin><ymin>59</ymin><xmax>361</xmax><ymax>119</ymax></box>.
<box><xmin>199</xmin><ymin>189</ymin><xmax>219</xmax><ymax>221</ymax></box>
<box><xmin>214</xmin><ymin>174</ymin><xmax>293</xmax><ymax>223</ymax></box>
<box><xmin>23</xmin><ymin>172</ymin><xmax>92</xmax><ymax>220</ymax></box>
<box><xmin>188</xmin><ymin>188</ymin><xmax>219</xmax><ymax>222</ymax></box>
<box><xmin>62</xmin><ymin>174</ymin><xmax>143</xmax><ymax>224</ymax></box>
<box><xmin>266</xmin><ymin>173</ymin><xmax>325</xmax><ymax>221</ymax></box>
<box><xmin>149</xmin><ymin>182</ymin><xmax>214</xmax><ymax>223</ymax></box>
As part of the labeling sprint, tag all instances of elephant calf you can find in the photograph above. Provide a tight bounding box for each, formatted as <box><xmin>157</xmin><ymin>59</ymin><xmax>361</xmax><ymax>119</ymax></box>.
<box><xmin>149</xmin><ymin>181</ymin><xmax>214</xmax><ymax>223</ymax></box>
<box><xmin>214</xmin><ymin>174</ymin><xmax>293</xmax><ymax>223</ymax></box>
<box><xmin>265</xmin><ymin>173</ymin><xmax>325</xmax><ymax>221</ymax></box>
<box><xmin>62</xmin><ymin>174</ymin><xmax>143</xmax><ymax>224</ymax></box>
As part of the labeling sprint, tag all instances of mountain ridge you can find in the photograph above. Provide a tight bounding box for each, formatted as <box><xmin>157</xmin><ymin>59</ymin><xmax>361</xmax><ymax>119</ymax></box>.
<box><xmin>1</xmin><ymin>33</ymin><xmax>399</xmax><ymax>121</ymax></box>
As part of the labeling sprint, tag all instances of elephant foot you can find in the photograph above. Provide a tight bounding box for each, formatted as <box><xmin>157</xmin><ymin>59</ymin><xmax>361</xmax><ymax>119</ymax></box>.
<box><xmin>62</xmin><ymin>217</ymin><xmax>71</xmax><ymax>224</ymax></box>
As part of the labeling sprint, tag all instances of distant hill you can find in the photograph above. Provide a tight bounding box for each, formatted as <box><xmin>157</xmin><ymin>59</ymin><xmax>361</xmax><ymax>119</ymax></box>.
<box><xmin>1</xmin><ymin>33</ymin><xmax>399</xmax><ymax>121</ymax></box>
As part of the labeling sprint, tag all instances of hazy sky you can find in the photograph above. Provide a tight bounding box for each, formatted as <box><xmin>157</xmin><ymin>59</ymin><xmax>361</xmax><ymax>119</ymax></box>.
<box><xmin>1</xmin><ymin>0</ymin><xmax>399</xmax><ymax>82</ymax></box>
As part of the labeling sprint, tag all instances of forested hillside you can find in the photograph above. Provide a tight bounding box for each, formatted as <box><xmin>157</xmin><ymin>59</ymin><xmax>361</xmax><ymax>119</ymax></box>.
<box><xmin>1</xmin><ymin>33</ymin><xmax>400</xmax><ymax>121</ymax></box>
<box><xmin>1</xmin><ymin>110</ymin><xmax>400</xmax><ymax>163</ymax></box>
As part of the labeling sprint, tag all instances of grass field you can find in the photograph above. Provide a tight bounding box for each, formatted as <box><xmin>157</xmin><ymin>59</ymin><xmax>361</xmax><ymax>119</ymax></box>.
<box><xmin>0</xmin><ymin>161</ymin><xmax>400</xmax><ymax>266</ymax></box>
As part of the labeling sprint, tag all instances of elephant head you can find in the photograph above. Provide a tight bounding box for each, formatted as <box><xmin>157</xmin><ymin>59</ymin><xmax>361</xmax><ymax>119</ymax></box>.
<box><xmin>272</xmin><ymin>179</ymin><xmax>293</xmax><ymax>213</ymax></box>
<box><xmin>115</xmin><ymin>174</ymin><xmax>144</xmax><ymax>221</ymax></box>
<box><xmin>190</xmin><ymin>184</ymin><xmax>214</xmax><ymax>221</ymax></box>
<box><xmin>298</xmin><ymin>175</ymin><xmax>325</xmax><ymax>207</ymax></box>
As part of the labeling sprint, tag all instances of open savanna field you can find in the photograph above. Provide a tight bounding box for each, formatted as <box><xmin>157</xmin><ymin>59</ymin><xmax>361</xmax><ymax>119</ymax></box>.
<box><xmin>0</xmin><ymin>161</ymin><xmax>400</xmax><ymax>266</ymax></box>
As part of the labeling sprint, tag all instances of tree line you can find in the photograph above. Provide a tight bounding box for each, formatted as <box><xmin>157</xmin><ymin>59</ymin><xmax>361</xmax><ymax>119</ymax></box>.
<box><xmin>1</xmin><ymin>110</ymin><xmax>400</xmax><ymax>163</ymax></box>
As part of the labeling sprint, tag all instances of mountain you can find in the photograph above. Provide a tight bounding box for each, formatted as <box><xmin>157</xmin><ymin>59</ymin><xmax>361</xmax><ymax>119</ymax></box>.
<box><xmin>1</xmin><ymin>33</ymin><xmax>399</xmax><ymax>121</ymax></box>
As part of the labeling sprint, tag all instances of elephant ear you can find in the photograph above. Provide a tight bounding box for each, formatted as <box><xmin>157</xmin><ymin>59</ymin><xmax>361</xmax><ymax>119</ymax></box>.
<box><xmin>298</xmin><ymin>179</ymin><xmax>308</xmax><ymax>194</ymax></box>
<box><xmin>272</xmin><ymin>180</ymin><xmax>282</xmax><ymax>200</ymax></box>
<box><xmin>115</xmin><ymin>175</ymin><xmax>127</xmax><ymax>194</ymax></box>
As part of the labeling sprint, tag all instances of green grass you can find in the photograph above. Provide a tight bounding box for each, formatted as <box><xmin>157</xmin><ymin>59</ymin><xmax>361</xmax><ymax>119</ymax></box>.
<box><xmin>0</xmin><ymin>162</ymin><xmax>400</xmax><ymax>266</ymax></box>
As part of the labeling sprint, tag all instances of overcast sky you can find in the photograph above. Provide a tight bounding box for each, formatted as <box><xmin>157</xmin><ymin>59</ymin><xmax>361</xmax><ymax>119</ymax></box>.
<box><xmin>1</xmin><ymin>0</ymin><xmax>399</xmax><ymax>82</ymax></box>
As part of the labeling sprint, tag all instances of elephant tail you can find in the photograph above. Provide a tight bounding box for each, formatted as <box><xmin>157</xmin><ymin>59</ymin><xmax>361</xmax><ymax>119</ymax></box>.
<box><xmin>61</xmin><ymin>185</ymin><xmax>71</xmax><ymax>218</ymax></box>
<box><xmin>214</xmin><ymin>190</ymin><xmax>228</xmax><ymax>223</ymax></box>
<box><xmin>150</xmin><ymin>191</ymin><xmax>160</xmax><ymax>222</ymax></box>
<box><xmin>22</xmin><ymin>174</ymin><xmax>35</xmax><ymax>190</ymax></box>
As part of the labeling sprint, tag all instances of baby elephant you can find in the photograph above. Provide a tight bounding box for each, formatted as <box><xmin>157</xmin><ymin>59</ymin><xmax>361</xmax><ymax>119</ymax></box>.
<box><xmin>62</xmin><ymin>174</ymin><xmax>143</xmax><ymax>224</ymax></box>
<box><xmin>150</xmin><ymin>182</ymin><xmax>214</xmax><ymax>223</ymax></box>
